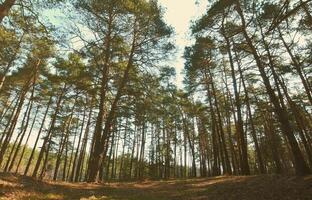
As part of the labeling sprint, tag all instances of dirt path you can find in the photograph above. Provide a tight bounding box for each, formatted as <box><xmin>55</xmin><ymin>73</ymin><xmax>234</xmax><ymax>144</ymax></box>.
<box><xmin>0</xmin><ymin>173</ymin><xmax>311</xmax><ymax>200</ymax></box>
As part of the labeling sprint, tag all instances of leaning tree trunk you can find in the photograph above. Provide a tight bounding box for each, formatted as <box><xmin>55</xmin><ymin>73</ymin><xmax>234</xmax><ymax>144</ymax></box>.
<box><xmin>278</xmin><ymin>28</ymin><xmax>312</xmax><ymax>105</ymax></box>
<box><xmin>232</xmin><ymin>45</ymin><xmax>265</xmax><ymax>174</ymax></box>
<box><xmin>74</xmin><ymin>103</ymin><xmax>93</xmax><ymax>182</ymax></box>
<box><xmin>15</xmin><ymin>106</ymin><xmax>39</xmax><ymax>173</ymax></box>
<box><xmin>32</xmin><ymin>84</ymin><xmax>66</xmax><ymax>178</ymax></box>
<box><xmin>235</xmin><ymin>0</ymin><xmax>310</xmax><ymax>175</ymax></box>
<box><xmin>69</xmin><ymin>109</ymin><xmax>87</xmax><ymax>182</ymax></box>
<box><xmin>24</xmin><ymin>95</ymin><xmax>52</xmax><ymax>175</ymax></box>
<box><xmin>7</xmin><ymin>73</ymin><xmax>38</xmax><ymax>172</ymax></box>
<box><xmin>3</xmin><ymin>98</ymin><xmax>32</xmax><ymax>172</ymax></box>
<box><xmin>203</xmin><ymin>74</ymin><xmax>220</xmax><ymax>176</ymax></box>
<box><xmin>87</xmin><ymin>28</ymin><xmax>136</xmax><ymax>182</ymax></box>
<box><xmin>222</xmin><ymin>28</ymin><xmax>249</xmax><ymax>174</ymax></box>
<box><xmin>86</xmin><ymin>11</ymin><xmax>113</xmax><ymax>181</ymax></box>
<box><xmin>0</xmin><ymin>75</ymin><xmax>33</xmax><ymax>165</ymax></box>
<box><xmin>53</xmin><ymin>98</ymin><xmax>77</xmax><ymax>181</ymax></box>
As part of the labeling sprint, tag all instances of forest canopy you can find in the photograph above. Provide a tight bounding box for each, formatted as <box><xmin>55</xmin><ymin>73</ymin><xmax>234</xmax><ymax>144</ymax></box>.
<box><xmin>0</xmin><ymin>0</ymin><xmax>311</xmax><ymax>184</ymax></box>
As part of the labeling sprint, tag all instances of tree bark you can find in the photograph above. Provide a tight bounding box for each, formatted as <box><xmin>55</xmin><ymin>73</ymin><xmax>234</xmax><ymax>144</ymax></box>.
<box><xmin>32</xmin><ymin>84</ymin><xmax>66</xmax><ymax>178</ymax></box>
<box><xmin>87</xmin><ymin>24</ymin><xmax>137</xmax><ymax>181</ymax></box>
<box><xmin>24</xmin><ymin>95</ymin><xmax>52</xmax><ymax>176</ymax></box>
<box><xmin>235</xmin><ymin>0</ymin><xmax>310</xmax><ymax>175</ymax></box>
<box><xmin>0</xmin><ymin>0</ymin><xmax>15</xmax><ymax>23</ymax></box>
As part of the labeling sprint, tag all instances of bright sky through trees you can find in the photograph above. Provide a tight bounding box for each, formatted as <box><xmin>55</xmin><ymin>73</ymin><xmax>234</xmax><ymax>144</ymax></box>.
<box><xmin>158</xmin><ymin>0</ymin><xmax>208</xmax><ymax>87</ymax></box>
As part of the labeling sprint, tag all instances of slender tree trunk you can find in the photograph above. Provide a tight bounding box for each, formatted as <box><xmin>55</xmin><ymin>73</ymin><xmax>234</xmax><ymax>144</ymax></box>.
<box><xmin>277</xmin><ymin>77</ymin><xmax>312</xmax><ymax>166</ymax></box>
<box><xmin>66</xmin><ymin>122</ymin><xmax>79</xmax><ymax>181</ymax></box>
<box><xmin>129</xmin><ymin>124</ymin><xmax>137</xmax><ymax>179</ymax></box>
<box><xmin>70</xmin><ymin>109</ymin><xmax>86</xmax><ymax>182</ymax></box>
<box><xmin>204</xmin><ymin>79</ymin><xmax>220</xmax><ymax>176</ymax></box>
<box><xmin>119</xmin><ymin>117</ymin><xmax>128</xmax><ymax>180</ymax></box>
<box><xmin>139</xmin><ymin>120</ymin><xmax>146</xmax><ymax>179</ymax></box>
<box><xmin>232</xmin><ymin>46</ymin><xmax>265</xmax><ymax>174</ymax></box>
<box><xmin>221</xmin><ymin>23</ymin><xmax>249</xmax><ymax>174</ymax></box>
<box><xmin>87</xmin><ymin>10</ymin><xmax>114</xmax><ymax>182</ymax></box>
<box><xmin>24</xmin><ymin>95</ymin><xmax>52</xmax><ymax>175</ymax></box>
<box><xmin>62</xmin><ymin>132</ymin><xmax>69</xmax><ymax>181</ymax></box>
<box><xmin>235</xmin><ymin>1</ymin><xmax>310</xmax><ymax>175</ymax></box>
<box><xmin>111</xmin><ymin>124</ymin><xmax>121</xmax><ymax>179</ymax></box>
<box><xmin>32</xmin><ymin>84</ymin><xmax>66</xmax><ymax>178</ymax></box>
<box><xmin>278</xmin><ymin>28</ymin><xmax>312</xmax><ymax>105</ymax></box>
<box><xmin>53</xmin><ymin>98</ymin><xmax>77</xmax><ymax>181</ymax></box>
<box><xmin>0</xmin><ymin>94</ymin><xmax>21</xmax><ymax>147</ymax></box>
<box><xmin>74</xmin><ymin>103</ymin><xmax>93</xmax><ymax>182</ymax></box>
<box><xmin>0</xmin><ymin>94</ymin><xmax>18</xmax><ymax>125</ymax></box>
<box><xmin>3</xmin><ymin>97</ymin><xmax>32</xmax><ymax>172</ymax></box>
<box><xmin>87</xmin><ymin>26</ymin><xmax>137</xmax><ymax>181</ymax></box>
<box><xmin>210</xmin><ymin>70</ymin><xmax>232</xmax><ymax>175</ymax></box>
<box><xmin>8</xmin><ymin>78</ymin><xmax>37</xmax><ymax>172</ymax></box>
<box><xmin>15</xmin><ymin>106</ymin><xmax>40</xmax><ymax>173</ymax></box>
<box><xmin>0</xmin><ymin>82</ymin><xmax>31</xmax><ymax>166</ymax></box>
<box><xmin>264</xmin><ymin>112</ymin><xmax>283</xmax><ymax>174</ymax></box>
<box><xmin>183</xmin><ymin>124</ymin><xmax>187</xmax><ymax>178</ymax></box>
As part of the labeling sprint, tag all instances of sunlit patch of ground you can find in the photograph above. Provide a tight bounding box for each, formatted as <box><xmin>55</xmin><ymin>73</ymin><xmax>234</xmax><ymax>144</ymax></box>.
<box><xmin>0</xmin><ymin>172</ymin><xmax>311</xmax><ymax>200</ymax></box>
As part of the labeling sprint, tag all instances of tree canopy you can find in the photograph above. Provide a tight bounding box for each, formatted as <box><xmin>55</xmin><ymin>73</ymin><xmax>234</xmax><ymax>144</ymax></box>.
<box><xmin>0</xmin><ymin>0</ymin><xmax>311</xmax><ymax>183</ymax></box>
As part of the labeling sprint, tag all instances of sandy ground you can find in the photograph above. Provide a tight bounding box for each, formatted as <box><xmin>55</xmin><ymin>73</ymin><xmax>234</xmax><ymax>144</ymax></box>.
<box><xmin>0</xmin><ymin>173</ymin><xmax>311</xmax><ymax>200</ymax></box>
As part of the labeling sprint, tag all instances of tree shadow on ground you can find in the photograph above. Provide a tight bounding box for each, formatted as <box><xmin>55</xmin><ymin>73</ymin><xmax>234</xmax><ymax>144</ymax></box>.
<box><xmin>0</xmin><ymin>173</ymin><xmax>311</xmax><ymax>200</ymax></box>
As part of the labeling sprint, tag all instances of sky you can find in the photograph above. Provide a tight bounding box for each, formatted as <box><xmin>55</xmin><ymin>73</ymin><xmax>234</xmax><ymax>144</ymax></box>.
<box><xmin>157</xmin><ymin>0</ymin><xmax>208</xmax><ymax>88</ymax></box>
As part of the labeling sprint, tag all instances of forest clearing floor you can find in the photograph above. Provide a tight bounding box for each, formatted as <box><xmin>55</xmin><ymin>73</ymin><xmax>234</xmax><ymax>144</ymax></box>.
<box><xmin>0</xmin><ymin>172</ymin><xmax>311</xmax><ymax>200</ymax></box>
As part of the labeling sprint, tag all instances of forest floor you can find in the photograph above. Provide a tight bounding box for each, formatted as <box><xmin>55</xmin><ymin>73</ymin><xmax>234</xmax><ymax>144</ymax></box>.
<box><xmin>0</xmin><ymin>172</ymin><xmax>311</xmax><ymax>200</ymax></box>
